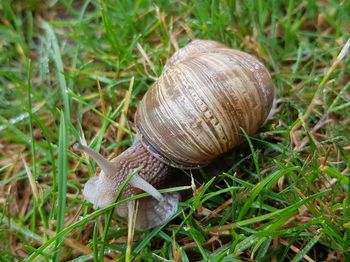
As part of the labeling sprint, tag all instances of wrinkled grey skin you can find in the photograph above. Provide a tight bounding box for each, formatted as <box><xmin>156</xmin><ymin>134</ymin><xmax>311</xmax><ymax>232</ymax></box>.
<box><xmin>77</xmin><ymin>139</ymin><xmax>180</xmax><ymax>230</ymax></box>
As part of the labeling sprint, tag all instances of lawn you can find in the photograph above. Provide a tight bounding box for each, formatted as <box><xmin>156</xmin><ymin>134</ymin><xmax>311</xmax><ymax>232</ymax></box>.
<box><xmin>0</xmin><ymin>0</ymin><xmax>350</xmax><ymax>261</ymax></box>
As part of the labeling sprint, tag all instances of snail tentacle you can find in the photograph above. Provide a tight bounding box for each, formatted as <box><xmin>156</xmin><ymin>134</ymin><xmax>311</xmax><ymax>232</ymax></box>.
<box><xmin>73</xmin><ymin>143</ymin><xmax>116</xmax><ymax>178</ymax></box>
<box><xmin>129</xmin><ymin>174</ymin><xmax>165</xmax><ymax>202</ymax></box>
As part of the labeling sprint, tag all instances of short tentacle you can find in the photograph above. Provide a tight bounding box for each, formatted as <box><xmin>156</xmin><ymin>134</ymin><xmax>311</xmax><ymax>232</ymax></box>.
<box><xmin>129</xmin><ymin>174</ymin><xmax>165</xmax><ymax>202</ymax></box>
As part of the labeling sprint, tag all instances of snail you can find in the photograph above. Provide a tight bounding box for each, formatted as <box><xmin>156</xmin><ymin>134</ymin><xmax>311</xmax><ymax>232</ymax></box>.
<box><xmin>74</xmin><ymin>40</ymin><xmax>274</xmax><ymax>230</ymax></box>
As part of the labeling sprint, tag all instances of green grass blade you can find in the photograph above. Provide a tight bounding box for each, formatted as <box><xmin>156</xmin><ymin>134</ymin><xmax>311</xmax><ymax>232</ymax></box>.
<box><xmin>238</xmin><ymin>166</ymin><xmax>299</xmax><ymax>220</ymax></box>
<box><xmin>41</xmin><ymin>21</ymin><xmax>71</xmax><ymax>121</ymax></box>
<box><xmin>291</xmin><ymin>231</ymin><xmax>322</xmax><ymax>262</ymax></box>
<box><xmin>54</xmin><ymin>111</ymin><xmax>68</xmax><ymax>261</ymax></box>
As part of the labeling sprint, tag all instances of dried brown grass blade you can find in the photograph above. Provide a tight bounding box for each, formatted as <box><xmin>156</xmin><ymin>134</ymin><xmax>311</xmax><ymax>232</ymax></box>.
<box><xmin>97</xmin><ymin>77</ymin><xmax>106</xmax><ymax>116</ymax></box>
<box><xmin>116</xmin><ymin>76</ymin><xmax>134</xmax><ymax>146</ymax></box>
<box><xmin>136</xmin><ymin>43</ymin><xmax>157</xmax><ymax>75</ymax></box>
<box><xmin>207</xmin><ymin>198</ymin><xmax>233</xmax><ymax>219</ymax></box>
<box><xmin>125</xmin><ymin>200</ymin><xmax>138</xmax><ymax>262</ymax></box>
<box><xmin>172</xmin><ymin>232</ymin><xmax>182</xmax><ymax>262</ymax></box>
<box><xmin>21</xmin><ymin>155</ymin><xmax>39</xmax><ymax>201</ymax></box>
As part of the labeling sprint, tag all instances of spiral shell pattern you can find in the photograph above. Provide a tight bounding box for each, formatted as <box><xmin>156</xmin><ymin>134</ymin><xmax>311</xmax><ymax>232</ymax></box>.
<box><xmin>136</xmin><ymin>40</ymin><xmax>274</xmax><ymax>168</ymax></box>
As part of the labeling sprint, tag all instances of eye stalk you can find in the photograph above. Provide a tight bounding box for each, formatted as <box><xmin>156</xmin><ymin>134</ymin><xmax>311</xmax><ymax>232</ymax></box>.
<box><xmin>73</xmin><ymin>143</ymin><xmax>116</xmax><ymax>178</ymax></box>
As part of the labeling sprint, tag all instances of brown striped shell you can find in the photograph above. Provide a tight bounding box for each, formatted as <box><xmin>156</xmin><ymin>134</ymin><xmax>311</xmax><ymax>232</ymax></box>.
<box><xmin>136</xmin><ymin>40</ymin><xmax>274</xmax><ymax>168</ymax></box>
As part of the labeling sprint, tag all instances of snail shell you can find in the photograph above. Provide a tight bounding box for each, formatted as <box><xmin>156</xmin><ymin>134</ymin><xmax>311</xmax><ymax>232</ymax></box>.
<box><xmin>75</xmin><ymin>40</ymin><xmax>275</xmax><ymax>230</ymax></box>
<box><xmin>136</xmin><ymin>40</ymin><xmax>274</xmax><ymax>168</ymax></box>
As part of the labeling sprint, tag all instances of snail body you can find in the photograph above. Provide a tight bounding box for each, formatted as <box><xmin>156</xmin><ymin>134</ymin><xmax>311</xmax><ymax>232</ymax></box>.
<box><xmin>75</xmin><ymin>40</ymin><xmax>274</xmax><ymax>230</ymax></box>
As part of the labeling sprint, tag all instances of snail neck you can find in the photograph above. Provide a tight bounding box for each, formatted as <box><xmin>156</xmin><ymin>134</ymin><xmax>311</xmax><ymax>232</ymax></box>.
<box><xmin>112</xmin><ymin>139</ymin><xmax>173</xmax><ymax>196</ymax></box>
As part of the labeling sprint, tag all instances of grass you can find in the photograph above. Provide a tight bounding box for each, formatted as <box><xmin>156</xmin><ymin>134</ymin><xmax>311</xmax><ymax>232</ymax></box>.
<box><xmin>0</xmin><ymin>0</ymin><xmax>350</xmax><ymax>261</ymax></box>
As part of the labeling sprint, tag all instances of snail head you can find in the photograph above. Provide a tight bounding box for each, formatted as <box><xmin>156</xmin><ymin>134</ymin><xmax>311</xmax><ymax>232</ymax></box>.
<box><xmin>73</xmin><ymin>143</ymin><xmax>119</xmax><ymax>209</ymax></box>
<box><xmin>73</xmin><ymin>142</ymin><xmax>179</xmax><ymax>230</ymax></box>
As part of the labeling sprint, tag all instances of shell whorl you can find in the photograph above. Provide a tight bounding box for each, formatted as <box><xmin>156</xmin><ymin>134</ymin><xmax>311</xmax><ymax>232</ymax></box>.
<box><xmin>164</xmin><ymin>39</ymin><xmax>227</xmax><ymax>70</ymax></box>
<box><xmin>136</xmin><ymin>40</ymin><xmax>274</xmax><ymax>168</ymax></box>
